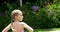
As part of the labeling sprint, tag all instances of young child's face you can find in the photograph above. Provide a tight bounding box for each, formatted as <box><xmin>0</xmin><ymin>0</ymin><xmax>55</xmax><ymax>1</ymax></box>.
<box><xmin>15</xmin><ymin>13</ymin><xmax>23</xmax><ymax>21</ymax></box>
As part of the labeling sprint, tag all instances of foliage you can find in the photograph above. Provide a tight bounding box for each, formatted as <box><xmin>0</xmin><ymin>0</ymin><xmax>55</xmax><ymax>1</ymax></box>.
<box><xmin>1</xmin><ymin>0</ymin><xmax>60</xmax><ymax>32</ymax></box>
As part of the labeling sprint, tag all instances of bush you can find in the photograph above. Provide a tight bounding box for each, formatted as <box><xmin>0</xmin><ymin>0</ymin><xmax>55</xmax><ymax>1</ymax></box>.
<box><xmin>1</xmin><ymin>0</ymin><xmax>60</xmax><ymax>32</ymax></box>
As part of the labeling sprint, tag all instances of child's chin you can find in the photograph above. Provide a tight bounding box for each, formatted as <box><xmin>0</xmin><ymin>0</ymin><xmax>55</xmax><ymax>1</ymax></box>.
<box><xmin>19</xmin><ymin>20</ymin><xmax>23</xmax><ymax>21</ymax></box>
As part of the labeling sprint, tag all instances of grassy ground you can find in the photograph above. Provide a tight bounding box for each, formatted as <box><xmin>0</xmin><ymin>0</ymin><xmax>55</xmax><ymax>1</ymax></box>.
<box><xmin>25</xmin><ymin>28</ymin><xmax>60</xmax><ymax>32</ymax></box>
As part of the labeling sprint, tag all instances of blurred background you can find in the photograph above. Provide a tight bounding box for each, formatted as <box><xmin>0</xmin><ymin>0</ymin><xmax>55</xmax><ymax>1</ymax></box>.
<box><xmin>0</xmin><ymin>0</ymin><xmax>60</xmax><ymax>32</ymax></box>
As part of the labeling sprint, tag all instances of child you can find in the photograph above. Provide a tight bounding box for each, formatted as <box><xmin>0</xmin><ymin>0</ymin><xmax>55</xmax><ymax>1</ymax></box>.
<box><xmin>2</xmin><ymin>9</ymin><xmax>34</xmax><ymax>32</ymax></box>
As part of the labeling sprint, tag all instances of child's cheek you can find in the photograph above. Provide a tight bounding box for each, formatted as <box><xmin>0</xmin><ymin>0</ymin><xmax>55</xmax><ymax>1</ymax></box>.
<box><xmin>21</xmin><ymin>16</ymin><xmax>23</xmax><ymax>20</ymax></box>
<box><xmin>22</xmin><ymin>16</ymin><xmax>23</xmax><ymax>19</ymax></box>
<box><xmin>19</xmin><ymin>17</ymin><xmax>21</xmax><ymax>19</ymax></box>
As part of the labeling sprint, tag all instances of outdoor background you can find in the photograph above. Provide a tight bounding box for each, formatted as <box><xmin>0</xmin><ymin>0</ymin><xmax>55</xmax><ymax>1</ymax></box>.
<box><xmin>0</xmin><ymin>0</ymin><xmax>60</xmax><ymax>32</ymax></box>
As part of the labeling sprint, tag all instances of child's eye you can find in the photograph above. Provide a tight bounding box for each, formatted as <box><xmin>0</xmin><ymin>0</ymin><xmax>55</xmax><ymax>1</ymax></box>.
<box><xmin>18</xmin><ymin>14</ymin><xmax>23</xmax><ymax>16</ymax></box>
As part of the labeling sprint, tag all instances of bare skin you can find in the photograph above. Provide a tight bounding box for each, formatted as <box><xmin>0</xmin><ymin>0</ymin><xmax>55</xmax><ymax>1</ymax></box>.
<box><xmin>2</xmin><ymin>10</ymin><xmax>34</xmax><ymax>32</ymax></box>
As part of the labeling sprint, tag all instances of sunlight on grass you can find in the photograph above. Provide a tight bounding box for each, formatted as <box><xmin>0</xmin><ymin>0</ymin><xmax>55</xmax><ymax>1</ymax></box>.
<box><xmin>34</xmin><ymin>28</ymin><xmax>60</xmax><ymax>32</ymax></box>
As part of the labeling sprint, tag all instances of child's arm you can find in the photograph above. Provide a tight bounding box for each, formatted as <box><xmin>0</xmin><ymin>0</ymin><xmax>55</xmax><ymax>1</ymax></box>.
<box><xmin>23</xmin><ymin>22</ymin><xmax>34</xmax><ymax>32</ymax></box>
<box><xmin>2</xmin><ymin>23</ymin><xmax>11</xmax><ymax>32</ymax></box>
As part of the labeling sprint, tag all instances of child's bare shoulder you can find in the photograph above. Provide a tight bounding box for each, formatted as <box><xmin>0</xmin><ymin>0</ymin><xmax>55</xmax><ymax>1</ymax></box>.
<box><xmin>20</xmin><ymin>22</ymin><xmax>27</xmax><ymax>25</ymax></box>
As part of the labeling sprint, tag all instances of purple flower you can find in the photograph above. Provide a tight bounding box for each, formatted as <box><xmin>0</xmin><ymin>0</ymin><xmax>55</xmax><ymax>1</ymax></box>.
<box><xmin>0</xmin><ymin>13</ymin><xmax>2</xmax><ymax>16</ymax></box>
<box><xmin>32</xmin><ymin>5</ymin><xmax>39</xmax><ymax>11</ymax></box>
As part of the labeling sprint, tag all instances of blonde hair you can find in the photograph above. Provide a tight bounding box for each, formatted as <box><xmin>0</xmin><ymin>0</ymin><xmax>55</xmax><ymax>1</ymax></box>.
<box><xmin>11</xmin><ymin>9</ymin><xmax>22</xmax><ymax>16</ymax></box>
<box><xmin>11</xmin><ymin>9</ymin><xmax>22</xmax><ymax>22</ymax></box>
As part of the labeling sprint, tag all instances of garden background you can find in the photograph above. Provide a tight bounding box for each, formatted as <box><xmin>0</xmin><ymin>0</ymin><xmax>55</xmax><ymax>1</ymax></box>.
<box><xmin>0</xmin><ymin>0</ymin><xmax>60</xmax><ymax>32</ymax></box>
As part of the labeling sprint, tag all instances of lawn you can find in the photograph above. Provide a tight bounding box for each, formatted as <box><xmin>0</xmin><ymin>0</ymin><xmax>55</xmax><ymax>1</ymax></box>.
<box><xmin>25</xmin><ymin>28</ymin><xmax>60</xmax><ymax>32</ymax></box>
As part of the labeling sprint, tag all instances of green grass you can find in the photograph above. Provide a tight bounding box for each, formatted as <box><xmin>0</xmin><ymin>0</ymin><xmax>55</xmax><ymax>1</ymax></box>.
<box><xmin>25</xmin><ymin>28</ymin><xmax>60</xmax><ymax>32</ymax></box>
